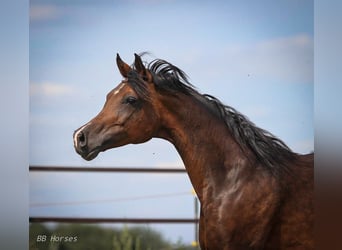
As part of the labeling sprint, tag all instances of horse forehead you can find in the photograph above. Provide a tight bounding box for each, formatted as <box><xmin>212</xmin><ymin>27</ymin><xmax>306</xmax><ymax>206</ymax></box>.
<box><xmin>113</xmin><ymin>82</ymin><xmax>127</xmax><ymax>95</ymax></box>
<box><xmin>106</xmin><ymin>82</ymin><xmax>129</xmax><ymax>99</ymax></box>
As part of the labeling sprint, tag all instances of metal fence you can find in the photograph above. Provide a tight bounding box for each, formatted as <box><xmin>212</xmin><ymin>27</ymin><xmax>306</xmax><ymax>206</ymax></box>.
<box><xmin>29</xmin><ymin>165</ymin><xmax>199</xmax><ymax>244</ymax></box>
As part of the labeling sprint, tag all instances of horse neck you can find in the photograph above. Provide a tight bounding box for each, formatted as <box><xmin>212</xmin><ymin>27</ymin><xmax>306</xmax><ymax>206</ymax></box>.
<box><xmin>154</xmin><ymin>93</ymin><xmax>251</xmax><ymax>201</ymax></box>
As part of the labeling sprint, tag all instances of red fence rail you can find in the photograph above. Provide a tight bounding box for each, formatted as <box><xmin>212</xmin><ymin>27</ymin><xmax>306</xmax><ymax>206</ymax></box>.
<box><xmin>29</xmin><ymin>165</ymin><xmax>198</xmax><ymax>224</ymax></box>
<box><xmin>29</xmin><ymin>165</ymin><xmax>187</xmax><ymax>173</ymax></box>
<box><xmin>29</xmin><ymin>217</ymin><xmax>198</xmax><ymax>224</ymax></box>
<box><xmin>29</xmin><ymin>165</ymin><xmax>199</xmax><ymax>244</ymax></box>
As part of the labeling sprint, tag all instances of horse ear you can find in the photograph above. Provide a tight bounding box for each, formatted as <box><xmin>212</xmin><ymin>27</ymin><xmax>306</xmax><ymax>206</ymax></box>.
<box><xmin>134</xmin><ymin>53</ymin><xmax>152</xmax><ymax>82</ymax></box>
<box><xmin>116</xmin><ymin>53</ymin><xmax>131</xmax><ymax>78</ymax></box>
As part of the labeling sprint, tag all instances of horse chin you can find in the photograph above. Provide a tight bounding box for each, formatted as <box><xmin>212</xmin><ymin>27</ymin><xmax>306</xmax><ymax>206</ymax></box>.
<box><xmin>82</xmin><ymin>149</ymin><xmax>101</xmax><ymax>161</ymax></box>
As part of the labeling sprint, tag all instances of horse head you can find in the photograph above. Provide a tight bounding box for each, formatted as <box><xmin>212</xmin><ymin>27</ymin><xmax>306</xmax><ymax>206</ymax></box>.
<box><xmin>73</xmin><ymin>54</ymin><xmax>160</xmax><ymax>160</ymax></box>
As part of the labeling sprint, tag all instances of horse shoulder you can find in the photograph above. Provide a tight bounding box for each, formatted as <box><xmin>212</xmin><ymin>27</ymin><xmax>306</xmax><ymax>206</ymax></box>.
<box><xmin>201</xmin><ymin>167</ymin><xmax>282</xmax><ymax>249</ymax></box>
<box><xmin>266</xmin><ymin>154</ymin><xmax>314</xmax><ymax>249</ymax></box>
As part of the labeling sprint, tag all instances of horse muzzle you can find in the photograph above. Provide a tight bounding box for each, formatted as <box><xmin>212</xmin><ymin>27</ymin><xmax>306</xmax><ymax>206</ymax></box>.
<box><xmin>73</xmin><ymin>126</ymin><xmax>101</xmax><ymax>161</ymax></box>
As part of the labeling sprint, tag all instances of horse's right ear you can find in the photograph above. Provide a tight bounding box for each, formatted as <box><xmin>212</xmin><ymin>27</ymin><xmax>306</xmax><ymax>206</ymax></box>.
<box><xmin>116</xmin><ymin>53</ymin><xmax>131</xmax><ymax>78</ymax></box>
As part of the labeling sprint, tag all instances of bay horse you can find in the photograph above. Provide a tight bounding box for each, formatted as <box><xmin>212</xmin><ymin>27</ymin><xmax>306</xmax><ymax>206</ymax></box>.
<box><xmin>73</xmin><ymin>53</ymin><xmax>314</xmax><ymax>249</ymax></box>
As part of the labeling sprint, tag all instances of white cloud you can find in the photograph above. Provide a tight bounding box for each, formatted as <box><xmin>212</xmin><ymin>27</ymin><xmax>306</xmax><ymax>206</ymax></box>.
<box><xmin>30</xmin><ymin>4</ymin><xmax>62</xmax><ymax>22</ymax></box>
<box><xmin>155</xmin><ymin>160</ymin><xmax>185</xmax><ymax>169</ymax></box>
<box><xmin>243</xmin><ymin>105</ymin><xmax>272</xmax><ymax>119</ymax></box>
<box><xmin>291</xmin><ymin>139</ymin><xmax>314</xmax><ymax>154</ymax></box>
<box><xmin>222</xmin><ymin>34</ymin><xmax>313</xmax><ymax>84</ymax></box>
<box><xmin>30</xmin><ymin>82</ymin><xmax>74</xmax><ymax>97</ymax></box>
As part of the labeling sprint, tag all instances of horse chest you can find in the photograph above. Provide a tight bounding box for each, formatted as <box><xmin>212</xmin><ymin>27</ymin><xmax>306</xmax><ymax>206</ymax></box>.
<box><xmin>199</xmin><ymin>178</ymin><xmax>280</xmax><ymax>249</ymax></box>
<box><xmin>200</xmin><ymin>186</ymin><xmax>246</xmax><ymax>243</ymax></box>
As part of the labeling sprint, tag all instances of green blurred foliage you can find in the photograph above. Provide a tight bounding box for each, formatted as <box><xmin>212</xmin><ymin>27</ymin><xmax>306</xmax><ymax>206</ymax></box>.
<box><xmin>29</xmin><ymin>223</ymin><xmax>198</xmax><ymax>250</ymax></box>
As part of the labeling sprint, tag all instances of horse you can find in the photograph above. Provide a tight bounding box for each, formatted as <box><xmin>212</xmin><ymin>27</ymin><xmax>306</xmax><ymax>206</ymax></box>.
<box><xmin>73</xmin><ymin>53</ymin><xmax>314</xmax><ymax>249</ymax></box>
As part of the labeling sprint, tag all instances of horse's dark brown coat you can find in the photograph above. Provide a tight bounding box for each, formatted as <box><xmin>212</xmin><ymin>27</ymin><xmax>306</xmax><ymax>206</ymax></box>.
<box><xmin>74</xmin><ymin>54</ymin><xmax>314</xmax><ymax>249</ymax></box>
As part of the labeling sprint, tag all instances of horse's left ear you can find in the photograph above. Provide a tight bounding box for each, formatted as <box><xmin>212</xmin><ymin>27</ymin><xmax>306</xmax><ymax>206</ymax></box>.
<box><xmin>134</xmin><ymin>53</ymin><xmax>153</xmax><ymax>82</ymax></box>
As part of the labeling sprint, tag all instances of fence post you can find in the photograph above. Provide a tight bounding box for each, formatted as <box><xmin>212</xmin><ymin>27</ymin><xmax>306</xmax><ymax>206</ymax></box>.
<box><xmin>191</xmin><ymin>189</ymin><xmax>199</xmax><ymax>248</ymax></box>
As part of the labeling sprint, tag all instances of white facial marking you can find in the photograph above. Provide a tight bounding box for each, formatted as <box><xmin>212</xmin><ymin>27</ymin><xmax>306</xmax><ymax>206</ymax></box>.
<box><xmin>73</xmin><ymin>122</ymin><xmax>91</xmax><ymax>148</ymax></box>
<box><xmin>74</xmin><ymin>82</ymin><xmax>126</xmax><ymax>148</ymax></box>
<box><xmin>113</xmin><ymin>82</ymin><xmax>126</xmax><ymax>95</ymax></box>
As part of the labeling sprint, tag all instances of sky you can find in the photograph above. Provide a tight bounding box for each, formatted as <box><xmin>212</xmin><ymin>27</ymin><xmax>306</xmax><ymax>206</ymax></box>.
<box><xmin>29</xmin><ymin>0</ymin><xmax>313</xmax><ymax>244</ymax></box>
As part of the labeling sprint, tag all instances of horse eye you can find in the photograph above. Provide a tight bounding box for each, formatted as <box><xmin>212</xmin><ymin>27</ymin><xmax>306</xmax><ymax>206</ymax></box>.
<box><xmin>125</xmin><ymin>96</ymin><xmax>138</xmax><ymax>105</ymax></box>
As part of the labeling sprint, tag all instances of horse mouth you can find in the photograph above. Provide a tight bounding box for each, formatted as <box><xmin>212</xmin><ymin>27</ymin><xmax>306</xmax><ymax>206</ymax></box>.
<box><xmin>82</xmin><ymin>148</ymin><xmax>101</xmax><ymax>161</ymax></box>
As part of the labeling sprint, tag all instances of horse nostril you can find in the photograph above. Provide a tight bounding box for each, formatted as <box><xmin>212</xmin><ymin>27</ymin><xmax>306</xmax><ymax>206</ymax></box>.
<box><xmin>77</xmin><ymin>131</ymin><xmax>87</xmax><ymax>148</ymax></box>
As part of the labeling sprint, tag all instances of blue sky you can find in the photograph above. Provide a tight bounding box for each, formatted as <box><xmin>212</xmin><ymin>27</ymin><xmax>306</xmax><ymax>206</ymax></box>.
<box><xmin>29</xmin><ymin>0</ymin><xmax>313</xmax><ymax>244</ymax></box>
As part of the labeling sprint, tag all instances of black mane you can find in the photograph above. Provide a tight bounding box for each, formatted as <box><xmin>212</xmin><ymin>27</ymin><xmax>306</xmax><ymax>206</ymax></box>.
<box><xmin>129</xmin><ymin>57</ymin><xmax>297</xmax><ymax>176</ymax></box>
<box><xmin>202</xmin><ymin>94</ymin><xmax>297</xmax><ymax>175</ymax></box>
